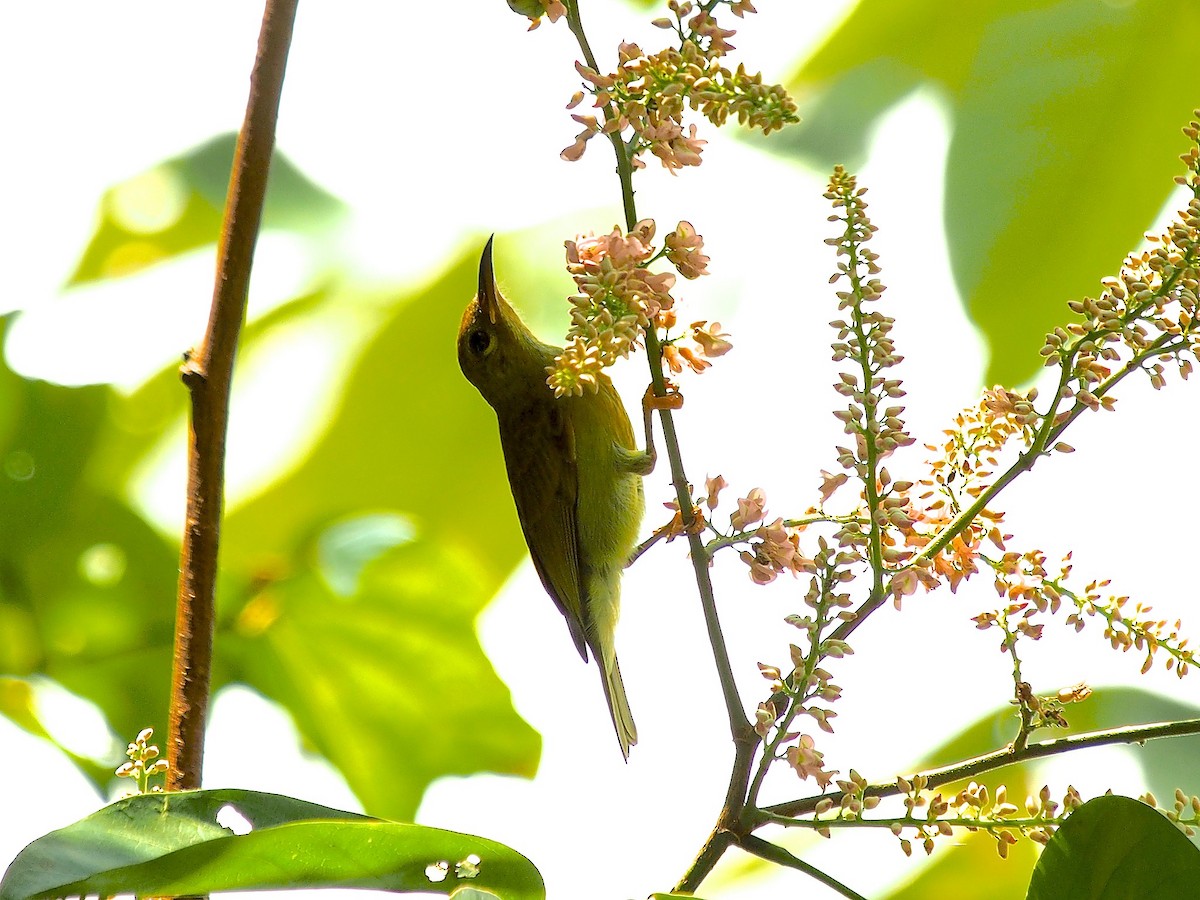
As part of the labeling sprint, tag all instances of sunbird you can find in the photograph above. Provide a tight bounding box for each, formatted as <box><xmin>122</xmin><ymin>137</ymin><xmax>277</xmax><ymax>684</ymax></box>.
<box><xmin>457</xmin><ymin>237</ymin><xmax>655</xmax><ymax>759</ymax></box>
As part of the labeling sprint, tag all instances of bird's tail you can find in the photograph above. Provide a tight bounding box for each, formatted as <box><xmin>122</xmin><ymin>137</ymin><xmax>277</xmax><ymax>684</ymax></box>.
<box><xmin>598</xmin><ymin>653</ymin><xmax>638</xmax><ymax>760</ymax></box>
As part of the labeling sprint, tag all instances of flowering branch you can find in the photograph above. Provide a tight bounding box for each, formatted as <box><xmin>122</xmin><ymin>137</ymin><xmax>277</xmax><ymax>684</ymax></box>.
<box><xmin>763</xmin><ymin>716</ymin><xmax>1200</xmax><ymax>821</ymax></box>
<box><xmin>562</xmin><ymin>0</ymin><xmax>752</xmax><ymax>745</ymax></box>
<box><xmin>517</xmin><ymin>1</ymin><xmax>1200</xmax><ymax>894</ymax></box>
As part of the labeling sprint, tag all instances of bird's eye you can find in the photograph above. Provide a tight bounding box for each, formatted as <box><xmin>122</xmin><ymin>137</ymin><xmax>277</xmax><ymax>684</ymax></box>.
<box><xmin>468</xmin><ymin>329</ymin><xmax>492</xmax><ymax>355</ymax></box>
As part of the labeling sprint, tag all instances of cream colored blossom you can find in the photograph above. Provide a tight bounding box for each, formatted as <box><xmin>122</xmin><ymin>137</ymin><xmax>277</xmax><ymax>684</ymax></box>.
<box><xmin>705</xmin><ymin>474</ymin><xmax>727</xmax><ymax>509</ymax></box>
<box><xmin>665</xmin><ymin>221</ymin><xmax>710</xmax><ymax>278</ymax></box>
<box><xmin>731</xmin><ymin>487</ymin><xmax>767</xmax><ymax>530</ymax></box>
<box><xmin>691</xmin><ymin>320</ymin><xmax>731</xmax><ymax>357</ymax></box>
<box><xmin>786</xmin><ymin>734</ymin><xmax>836</xmax><ymax>789</ymax></box>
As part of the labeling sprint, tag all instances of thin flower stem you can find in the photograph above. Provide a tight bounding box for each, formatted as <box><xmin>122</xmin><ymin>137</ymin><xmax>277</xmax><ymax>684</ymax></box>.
<box><xmin>761</xmin><ymin>813</ymin><xmax>1062</xmax><ymax>832</ymax></box>
<box><xmin>1001</xmin><ymin>624</ymin><xmax>1035</xmax><ymax>753</ymax></box>
<box><xmin>738</xmin><ymin>835</ymin><xmax>869</xmax><ymax>900</ymax></box>
<box><xmin>745</xmin><ymin>561</ymin><xmax>838</xmax><ymax>809</ymax></box>
<box><xmin>167</xmin><ymin>0</ymin><xmax>298</xmax><ymax>790</ymax></box>
<box><xmin>704</xmin><ymin>515</ymin><xmax>866</xmax><ymax>556</ymax></box>
<box><xmin>564</xmin><ymin>0</ymin><xmax>750</xmax><ymax>741</ymax></box>
<box><xmin>762</xmin><ymin>716</ymin><xmax>1200</xmax><ymax>820</ymax></box>
<box><xmin>842</xmin><ymin>237</ymin><xmax>887</xmax><ymax>593</ymax></box>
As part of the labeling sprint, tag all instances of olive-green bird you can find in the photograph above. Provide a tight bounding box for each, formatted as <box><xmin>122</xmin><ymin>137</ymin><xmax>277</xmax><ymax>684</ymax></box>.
<box><xmin>457</xmin><ymin>236</ymin><xmax>654</xmax><ymax>759</ymax></box>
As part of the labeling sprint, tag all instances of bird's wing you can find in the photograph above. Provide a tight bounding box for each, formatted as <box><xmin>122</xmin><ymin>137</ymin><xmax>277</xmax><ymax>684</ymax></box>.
<box><xmin>500</xmin><ymin>399</ymin><xmax>589</xmax><ymax>662</ymax></box>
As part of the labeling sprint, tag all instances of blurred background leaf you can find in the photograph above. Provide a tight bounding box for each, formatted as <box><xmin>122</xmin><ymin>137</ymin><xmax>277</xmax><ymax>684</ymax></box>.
<box><xmin>775</xmin><ymin>0</ymin><xmax>1200</xmax><ymax>385</ymax></box>
<box><xmin>68</xmin><ymin>134</ymin><xmax>344</xmax><ymax>286</ymax></box>
<box><xmin>0</xmin><ymin>142</ymin><xmax>539</xmax><ymax>821</ymax></box>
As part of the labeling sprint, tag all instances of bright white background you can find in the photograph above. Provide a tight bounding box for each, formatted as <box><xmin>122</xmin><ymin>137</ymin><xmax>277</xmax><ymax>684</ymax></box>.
<box><xmin>2</xmin><ymin>2</ymin><xmax>1198</xmax><ymax>898</ymax></box>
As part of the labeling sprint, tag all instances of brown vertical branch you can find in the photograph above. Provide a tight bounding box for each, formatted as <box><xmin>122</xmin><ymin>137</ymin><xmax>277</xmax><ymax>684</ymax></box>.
<box><xmin>166</xmin><ymin>0</ymin><xmax>300</xmax><ymax>791</ymax></box>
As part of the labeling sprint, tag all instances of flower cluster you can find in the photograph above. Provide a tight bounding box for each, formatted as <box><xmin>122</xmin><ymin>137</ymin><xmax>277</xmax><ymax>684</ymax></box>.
<box><xmin>826</xmin><ymin>166</ymin><xmax>914</xmax><ymax>475</ymax></box>
<box><xmin>894</xmin><ymin>388</ymin><xmax>1041</xmax><ymax>595</ymax></box>
<box><xmin>974</xmin><ymin>549</ymin><xmax>1197</xmax><ymax>679</ymax></box>
<box><xmin>806</xmin><ymin>770</ymin><xmax>880</xmax><ymax>832</ymax></box>
<box><xmin>1142</xmin><ymin>789</ymin><xmax>1200</xmax><ymax>838</ymax></box>
<box><xmin>786</xmin><ymin>734</ymin><xmax>838</xmax><ymax>791</ymax></box>
<box><xmin>562</xmin><ymin>2</ymin><xmax>797</xmax><ymax>172</ymax></box>
<box><xmin>547</xmin><ymin>219</ymin><xmax>726</xmax><ymax>396</ymax></box>
<box><xmin>751</xmin><ymin>543</ymin><xmax>851</xmax><ymax>791</ymax></box>
<box><xmin>716</xmin><ymin>487</ymin><xmax>813</xmax><ymax>585</ymax></box>
<box><xmin>1041</xmin><ymin>113</ymin><xmax>1199</xmax><ymax>402</ymax></box>
<box><xmin>889</xmin><ymin>778</ymin><xmax>1083</xmax><ymax>858</ymax></box>
<box><xmin>115</xmin><ymin>726</ymin><xmax>170</xmax><ymax>795</ymax></box>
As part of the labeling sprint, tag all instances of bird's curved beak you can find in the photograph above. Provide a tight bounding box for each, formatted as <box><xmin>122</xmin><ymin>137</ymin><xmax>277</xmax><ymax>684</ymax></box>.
<box><xmin>478</xmin><ymin>235</ymin><xmax>499</xmax><ymax>325</ymax></box>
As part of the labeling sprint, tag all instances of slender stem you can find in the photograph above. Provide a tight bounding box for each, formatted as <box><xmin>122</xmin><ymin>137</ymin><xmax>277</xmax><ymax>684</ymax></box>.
<box><xmin>761</xmin><ymin>813</ymin><xmax>1064</xmax><ymax>832</ymax></box>
<box><xmin>673</xmin><ymin>729</ymin><xmax>760</xmax><ymax>892</ymax></box>
<box><xmin>564</xmin><ymin>9</ymin><xmax>756</xmax><ymax>895</ymax></box>
<box><xmin>166</xmin><ymin>0</ymin><xmax>299</xmax><ymax>790</ymax></box>
<box><xmin>763</xmin><ymin>716</ymin><xmax>1200</xmax><ymax>819</ymax></box>
<box><xmin>746</xmin><ymin>560</ymin><xmax>845</xmax><ymax>810</ymax></box>
<box><xmin>673</xmin><ymin>830</ymin><xmax>735</xmax><ymax>895</ymax></box>
<box><xmin>738</xmin><ymin>835</ymin><xmax>869</xmax><ymax>900</ymax></box>
<box><xmin>704</xmin><ymin>514</ymin><xmax>865</xmax><ymax>556</ymax></box>
<box><xmin>563</xmin><ymin>0</ymin><xmax>749</xmax><ymax>738</ymax></box>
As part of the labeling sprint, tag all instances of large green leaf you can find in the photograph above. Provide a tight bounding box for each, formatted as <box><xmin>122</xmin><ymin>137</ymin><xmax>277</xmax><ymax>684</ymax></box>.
<box><xmin>947</xmin><ymin>0</ymin><xmax>1198</xmax><ymax>386</ymax></box>
<box><xmin>0</xmin><ymin>789</ymin><xmax>543</xmax><ymax>900</ymax></box>
<box><xmin>220</xmin><ymin>247</ymin><xmax>526</xmax><ymax>579</ymax></box>
<box><xmin>1026</xmin><ymin>795</ymin><xmax>1200</xmax><ymax>899</ymax></box>
<box><xmin>226</xmin><ymin>541</ymin><xmax>540</xmax><ymax>819</ymax></box>
<box><xmin>0</xmin><ymin>314</ymin><xmax>180</xmax><ymax>779</ymax></box>
<box><xmin>4</xmin><ymin>164</ymin><xmax>542</xmax><ymax>816</ymax></box>
<box><xmin>781</xmin><ymin>0</ymin><xmax>1199</xmax><ymax>386</ymax></box>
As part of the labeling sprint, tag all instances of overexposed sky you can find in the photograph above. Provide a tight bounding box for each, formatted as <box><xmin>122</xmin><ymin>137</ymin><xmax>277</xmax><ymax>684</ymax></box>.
<box><xmin>3</xmin><ymin>3</ymin><xmax>1199</xmax><ymax>899</ymax></box>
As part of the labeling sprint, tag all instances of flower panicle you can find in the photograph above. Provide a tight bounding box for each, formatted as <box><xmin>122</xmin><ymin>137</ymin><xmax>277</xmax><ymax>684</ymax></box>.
<box><xmin>1142</xmin><ymin>788</ymin><xmax>1200</xmax><ymax>838</ymax></box>
<box><xmin>115</xmin><ymin>726</ymin><xmax>170</xmax><ymax>795</ymax></box>
<box><xmin>561</xmin><ymin>2</ymin><xmax>797</xmax><ymax>172</ymax></box>
<box><xmin>974</xmin><ymin>547</ymin><xmax>1198</xmax><ymax>679</ymax></box>
<box><xmin>825</xmin><ymin>167</ymin><xmax>913</xmax><ymax>486</ymax></box>
<box><xmin>881</xmin><ymin>778</ymin><xmax>1085</xmax><ymax>858</ymax></box>
<box><xmin>548</xmin><ymin>219</ymin><xmax>725</xmax><ymax>394</ymax></box>
<box><xmin>1040</xmin><ymin>110</ymin><xmax>1200</xmax><ymax>398</ymax></box>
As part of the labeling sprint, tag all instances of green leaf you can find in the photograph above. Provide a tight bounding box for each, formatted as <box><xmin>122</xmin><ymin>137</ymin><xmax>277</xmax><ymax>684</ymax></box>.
<box><xmin>782</xmin><ymin>0</ymin><xmax>1200</xmax><ymax>386</ymax></box>
<box><xmin>0</xmin><ymin>313</ymin><xmax>180</xmax><ymax>777</ymax></box>
<box><xmin>0</xmin><ymin>789</ymin><xmax>544</xmax><ymax>900</ymax></box>
<box><xmin>221</xmin><ymin>246</ymin><xmax>526</xmax><ymax>580</ymax></box>
<box><xmin>1026</xmin><ymin>795</ymin><xmax>1200</xmax><ymax>899</ymax></box>
<box><xmin>226</xmin><ymin>541</ymin><xmax>540</xmax><ymax>820</ymax></box>
<box><xmin>211</xmin><ymin>244</ymin><xmax>542</xmax><ymax>818</ymax></box>
<box><xmin>782</xmin><ymin>0</ymin><xmax>1051</xmax><ymax>168</ymax></box>
<box><xmin>67</xmin><ymin>133</ymin><xmax>344</xmax><ymax>285</ymax></box>
<box><xmin>5</xmin><ymin>241</ymin><xmax>542</xmax><ymax>816</ymax></box>
<box><xmin>947</xmin><ymin>0</ymin><xmax>1199</xmax><ymax>386</ymax></box>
